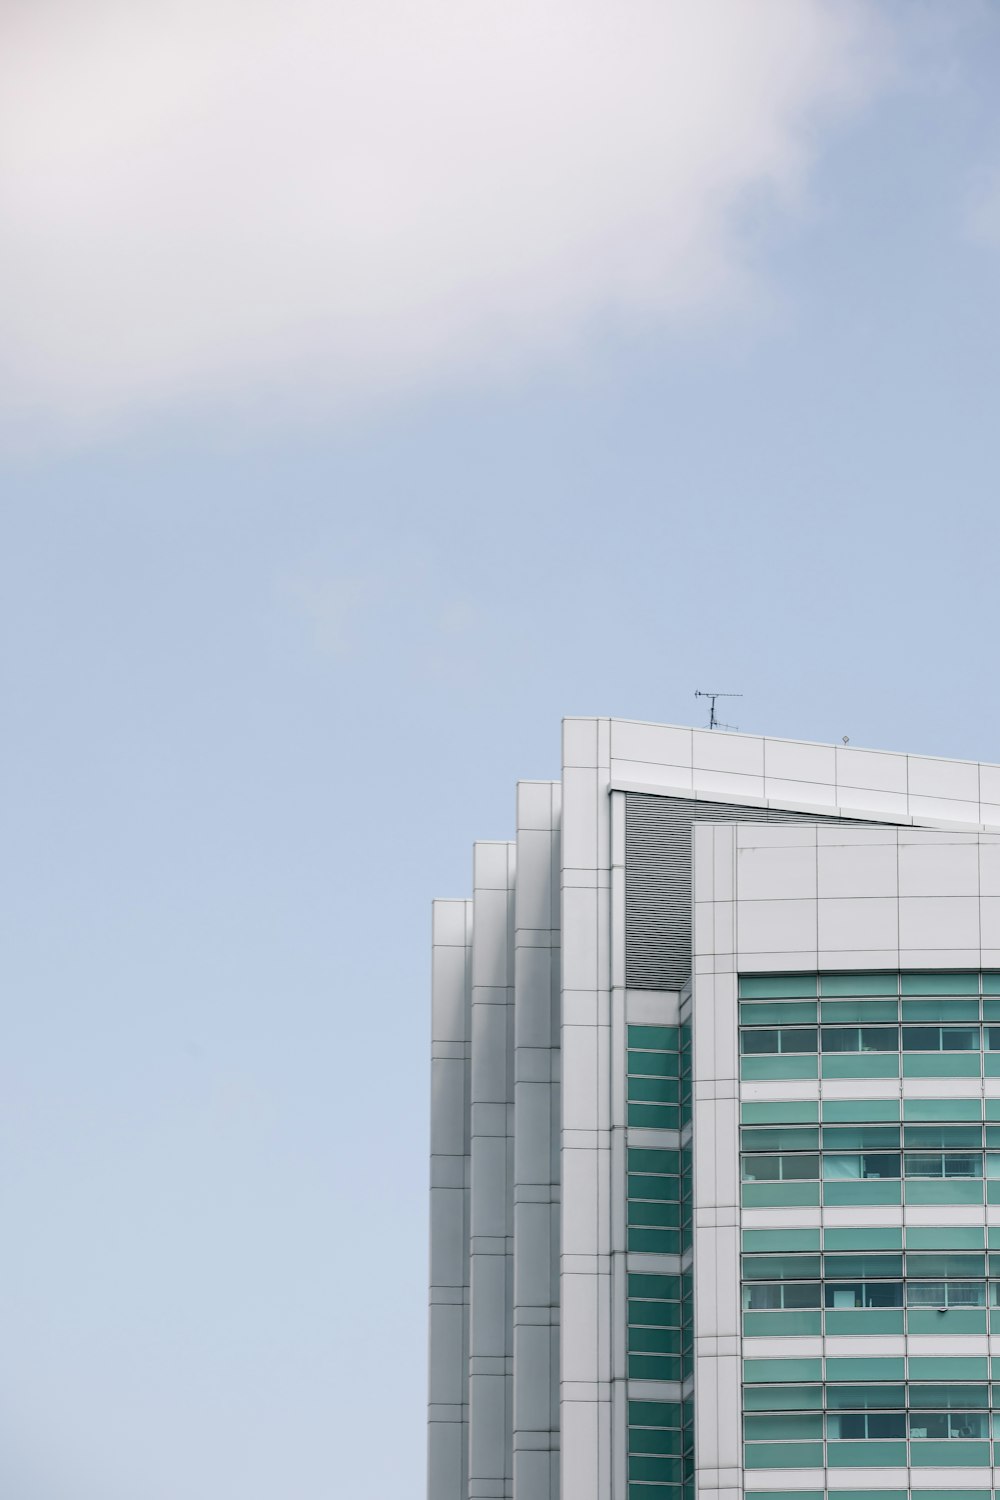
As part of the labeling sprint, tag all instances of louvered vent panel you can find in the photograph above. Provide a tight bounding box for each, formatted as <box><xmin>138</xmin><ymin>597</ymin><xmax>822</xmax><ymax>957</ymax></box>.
<box><xmin>625</xmin><ymin>794</ymin><xmax>875</xmax><ymax>991</ymax></box>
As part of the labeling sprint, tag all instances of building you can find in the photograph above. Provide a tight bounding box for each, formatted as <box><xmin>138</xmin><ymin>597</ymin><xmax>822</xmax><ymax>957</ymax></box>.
<box><xmin>428</xmin><ymin>717</ymin><xmax>1000</xmax><ymax>1500</ymax></box>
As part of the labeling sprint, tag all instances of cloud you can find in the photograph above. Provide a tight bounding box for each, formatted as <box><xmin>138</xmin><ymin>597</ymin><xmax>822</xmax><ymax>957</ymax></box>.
<box><xmin>0</xmin><ymin>0</ymin><xmax>888</xmax><ymax>437</ymax></box>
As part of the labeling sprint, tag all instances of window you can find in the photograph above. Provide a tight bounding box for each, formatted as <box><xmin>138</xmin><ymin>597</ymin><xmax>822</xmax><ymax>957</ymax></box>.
<box><xmin>741</xmin><ymin>1028</ymin><xmax>816</xmax><ymax>1055</ymax></box>
<box><xmin>827</xmin><ymin>1411</ymin><xmax>905</xmax><ymax>1440</ymax></box>
<box><xmin>742</xmin><ymin>1154</ymin><xmax>819</xmax><ymax>1183</ymax></box>
<box><xmin>822</xmin><ymin>1153</ymin><xmax>900</xmax><ymax>1181</ymax></box>
<box><xmin>824</xmin><ymin>1280</ymin><xmax>902</xmax><ymax>1310</ymax></box>
<box><xmin>902</xmin><ymin>1025</ymin><xmax>980</xmax><ymax>1052</ymax></box>
<box><xmin>905</xmin><ymin>1280</ymin><xmax>986</xmax><ymax>1308</ymax></box>
<box><xmin>908</xmin><ymin>1410</ymin><xmax>988</xmax><ymax>1440</ymax></box>
<box><xmin>904</xmin><ymin>1151</ymin><xmax>982</xmax><ymax>1179</ymax></box>
<box><xmin>742</xmin><ymin>1283</ymin><xmax>821</xmax><ymax>1311</ymax></box>
<box><xmin>821</xmin><ymin>1027</ymin><xmax>898</xmax><ymax>1053</ymax></box>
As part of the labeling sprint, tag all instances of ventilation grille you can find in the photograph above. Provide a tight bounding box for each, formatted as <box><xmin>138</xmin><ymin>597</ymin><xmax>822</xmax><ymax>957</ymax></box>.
<box><xmin>625</xmin><ymin>793</ymin><xmax>874</xmax><ymax>991</ymax></box>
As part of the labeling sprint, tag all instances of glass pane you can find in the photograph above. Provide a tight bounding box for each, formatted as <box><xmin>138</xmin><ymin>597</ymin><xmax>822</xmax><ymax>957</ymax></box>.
<box><xmin>904</xmin><ymin>1125</ymin><xmax>983</xmax><ymax>1150</ymax></box>
<box><xmin>942</xmin><ymin>1027</ymin><xmax>981</xmax><ymax>1051</ymax></box>
<box><xmin>906</xmin><ymin>1280</ymin><xmax>986</xmax><ymax>1307</ymax></box>
<box><xmin>742</xmin><ymin>1384</ymin><xmax>823</xmax><ymax>1411</ymax></box>
<box><xmin>742</xmin><ymin>1155</ymin><xmax>780</xmax><ymax>1182</ymax></box>
<box><xmin>782</xmin><ymin>1282</ymin><xmax>821</xmax><ymax>1309</ymax></box>
<box><xmin>908</xmin><ymin>1384</ymin><xmax>987</xmax><ymax>1408</ymax></box>
<box><xmin>741</xmin><ymin>1030</ymin><xmax>778</xmax><ymax>1054</ymax></box>
<box><xmin>824</xmin><ymin>1385</ymin><xmax>904</xmax><ymax>1409</ymax></box>
<box><xmin>824</xmin><ymin>1254</ymin><xmax>902</xmax><ymax>1279</ymax></box>
<box><xmin>744</xmin><ymin>1413</ymin><xmax>822</xmax><ymax>1441</ymax></box>
<box><xmin>821</xmin><ymin>1027</ymin><xmax>897</xmax><ymax>1053</ymax></box>
<box><xmin>860</xmin><ymin>1153</ymin><xmax>901</xmax><ymax>1179</ymax></box>
<box><xmin>824</xmin><ymin>1281</ymin><xmax>902</xmax><ymax>1309</ymax></box>
<box><xmin>985</xmin><ymin>1027</ymin><xmax>1000</xmax><ymax>1051</ymax></box>
<box><xmin>741</xmin><ymin>1127</ymin><xmax>819</xmax><ymax>1152</ymax></box>
<box><xmin>823</xmin><ymin>1154</ymin><xmax>862</xmax><ymax>1181</ymax></box>
<box><xmin>905</xmin><ymin>1253</ymin><xmax>985</xmax><ymax>1278</ymax></box>
<box><xmin>742</xmin><ymin>1255</ymin><xmax>821</xmax><ymax>1281</ymax></box>
<box><xmin>778</xmin><ymin>1028</ymin><xmax>818</xmax><ymax>1054</ymax></box>
<box><xmin>823</xmin><ymin>1125</ymin><xmax>901</xmax><ymax>1151</ymax></box>
<box><xmin>780</xmin><ymin>1154</ymin><xmax>820</xmax><ymax>1181</ymax></box>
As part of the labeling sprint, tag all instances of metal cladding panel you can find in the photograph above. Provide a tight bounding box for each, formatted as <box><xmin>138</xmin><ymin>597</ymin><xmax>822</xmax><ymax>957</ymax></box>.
<box><xmin>624</xmin><ymin>793</ymin><xmax>872</xmax><ymax>991</ymax></box>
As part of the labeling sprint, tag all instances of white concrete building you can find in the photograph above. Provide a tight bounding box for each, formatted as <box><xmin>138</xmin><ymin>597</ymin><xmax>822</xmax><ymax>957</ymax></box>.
<box><xmin>428</xmin><ymin>718</ymin><xmax>1000</xmax><ymax>1500</ymax></box>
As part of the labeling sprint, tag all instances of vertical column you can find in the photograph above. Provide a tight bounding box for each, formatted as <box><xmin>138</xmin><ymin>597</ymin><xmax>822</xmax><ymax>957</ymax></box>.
<box><xmin>429</xmin><ymin>899</ymin><xmax>473</xmax><ymax>1500</ymax></box>
<box><xmin>470</xmin><ymin>842</ymin><xmax>516</xmax><ymax>1500</ymax></box>
<box><xmin>560</xmin><ymin>717</ymin><xmax>613</xmax><ymax>1500</ymax></box>
<box><xmin>690</xmin><ymin>825</ymin><xmax>741</xmax><ymax>1500</ymax></box>
<box><xmin>513</xmin><ymin>782</ymin><xmax>562</xmax><ymax>1500</ymax></box>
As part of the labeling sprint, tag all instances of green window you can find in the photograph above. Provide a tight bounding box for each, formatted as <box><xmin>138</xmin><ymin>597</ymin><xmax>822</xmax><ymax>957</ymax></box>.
<box><xmin>742</xmin><ymin>1254</ymin><xmax>821</xmax><ymax>1281</ymax></box>
<box><xmin>824</xmin><ymin>1253</ymin><xmax>902</xmax><ymax>1279</ymax></box>
<box><xmin>904</xmin><ymin>1151</ymin><xmax>982</xmax><ymax>1178</ymax></box>
<box><xmin>910</xmin><ymin>1384</ymin><xmax>988</xmax><ymax>1408</ymax></box>
<box><xmin>905</xmin><ymin>1280</ymin><xmax>986</xmax><ymax>1308</ymax></box>
<box><xmin>743</xmin><ymin>1385</ymin><xmax>822</xmax><ymax>1411</ymax></box>
<box><xmin>827</xmin><ymin>1411</ymin><xmax>905</xmax><ymax>1439</ymax></box>
<box><xmin>822</xmin><ymin>1152</ymin><xmax>900</xmax><ymax>1181</ymax></box>
<box><xmin>904</xmin><ymin>1124</ymin><xmax>982</xmax><ymax>1149</ymax></box>
<box><xmin>825</xmin><ymin>1384</ymin><xmax>905</xmax><ymax>1409</ymax></box>
<box><xmin>741</xmin><ymin>1126</ymin><xmax>819</xmax><ymax>1152</ymax></box>
<box><xmin>740</xmin><ymin>975</ymin><xmax>817</xmax><ymax>998</ymax></box>
<box><xmin>744</xmin><ymin>1413</ymin><xmax>821</xmax><ymax>1441</ymax></box>
<box><xmin>741</xmin><ymin>1027</ymin><xmax>816</xmax><ymax>1054</ymax></box>
<box><xmin>820</xmin><ymin>973</ymin><xmax>898</xmax><ymax>996</ymax></box>
<box><xmin>824</xmin><ymin>1279</ymin><xmax>902</xmax><ymax>1309</ymax></box>
<box><xmin>909</xmin><ymin>1410</ymin><xmax>988</xmax><ymax>1439</ymax></box>
<box><xmin>742</xmin><ymin>1283</ymin><xmax>820</xmax><ymax>1311</ymax></box>
<box><xmin>902</xmin><ymin>1025</ymin><xmax>980</xmax><ymax>1051</ymax></box>
<box><xmin>906</xmin><ymin>1252</ymin><xmax>985</xmax><ymax>1277</ymax></box>
<box><xmin>742</xmin><ymin>1154</ymin><xmax>819</xmax><ymax>1183</ymax></box>
<box><xmin>821</xmin><ymin>1026</ymin><xmax>898</xmax><ymax>1052</ymax></box>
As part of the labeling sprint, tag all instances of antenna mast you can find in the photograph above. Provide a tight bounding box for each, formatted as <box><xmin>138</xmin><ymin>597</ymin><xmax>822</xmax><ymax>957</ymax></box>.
<box><xmin>694</xmin><ymin>689</ymin><xmax>742</xmax><ymax>731</ymax></box>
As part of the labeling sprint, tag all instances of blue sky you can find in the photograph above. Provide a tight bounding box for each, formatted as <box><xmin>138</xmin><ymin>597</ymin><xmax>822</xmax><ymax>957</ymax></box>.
<box><xmin>4</xmin><ymin>2</ymin><xmax>1000</xmax><ymax>1496</ymax></box>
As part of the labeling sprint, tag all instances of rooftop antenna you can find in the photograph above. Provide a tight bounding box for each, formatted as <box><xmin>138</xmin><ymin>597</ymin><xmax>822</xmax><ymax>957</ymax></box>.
<box><xmin>695</xmin><ymin>689</ymin><xmax>742</xmax><ymax>731</ymax></box>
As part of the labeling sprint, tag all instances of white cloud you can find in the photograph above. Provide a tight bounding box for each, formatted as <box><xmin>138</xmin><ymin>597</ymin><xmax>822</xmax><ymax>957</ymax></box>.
<box><xmin>0</xmin><ymin>0</ymin><xmax>887</xmax><ymax>436</ymax></box>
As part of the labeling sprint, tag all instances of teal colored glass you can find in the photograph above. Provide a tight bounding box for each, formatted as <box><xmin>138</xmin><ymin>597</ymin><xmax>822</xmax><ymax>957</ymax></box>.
<box><xmin>825</xmin><ymin>1226</ymin><xmax>902</xmax><ymax>1250</ymax></box>
<box><xmin>908</xmin><ymin>1307</ymin><xmax>988</xmax><ymax>1334</ymax></box>
<box><xmin>739</xmin><ymin>1001</ymin><xmax>818</xmax><ymax>1026</ymax></box>
<box><xmin>902</xmin><ymin>997</ymin><xmax>981</xmax><ymax>1022</ymax></box>
<box><xmin>825</xmin><ymin>1308</ymin><xmax>904</xmax><ymax>1335</ymax></box>
<box><xmin>628</xmin><ymin>1174</ymin><xmax>680</xmax><ymax>1204</ymax></box>
<box><xmin>902</xmin><ymin>1023</ymin><xmax>980</xmax><ymax>1051</ymax></box>
<box><xmin>910</xmin><ymin>1441</ymin><xmax>990</xmax><ymax>1466</ymax></box>
<box><xmin>627</xmin><ymin>1454</ymin><xmax>682</xmax><ymax>1483</ymax></box>
<box><xmin>820</xmin><ymin>972</ymin><xmax>899</xmax><ymax>996</ymax></box>
<box><xmin>907</xmin><ymin>1225</ymin><xmax>984</xmax><ymax>1249</ymax></box>
<box><xmin>627</xmin><ymin>1199</ymin><xmax>678</xmax><ymax>1228</ymax></box>
<box><xmin>741</xmin><ymin>1055</ymin><xmax>817</xmax><ymax>1080</ymax></box>
<box><xmin>628</xmin><ymin>1400</ymin><xmax>682</xmax><ymax>1429</ymax></box>
<box><xmin>910</xmin><ymin>1355</ymin><xmax>988</xmax><ymax>1379</ymax></box>
<box><xmin>628</xmin><ymin>1326</ymin><xmax>681</xmax><ymax>1354</ymax></box>
<box><xmin>905</xmin><ymin>1124</ymin><xmax>983</xmax><ymax>1148</ymax></box>
<box><xmin>628</xmin><ymin>1302</ymin><xmax>680</xmax><ymax>1330</ymax></box>
<box><xmin>742</xmin><ymin>1026</ymin><xmax>817</xmax><ymax>1054</ymax></box>
<box><xmin>824</xmin><ymin>1252</ymin><xmax>902</xmax><ymax>1278</ymax></box>
<box><xmin>625</xmin><ymin>1426</ymin><xmax>680</xmax><ymax>1456</ymax></box>
<box><xmin>739</xmin><ymin>974</ymin><xmax>817</xmax><ymax>998</ymax></box>
<box><xmin>823</xmin><ymin>1097</ymin><xmax>900</xmax><ymax>1122</ymax></box>
<box><xmin>741</xmin><ymin>1126</ymin><xmax>819</xmax><ymax>1152</ymax></box>
<box><xmin>626</xmin><ymin>1103</ymin><xmax>680</xmax><ymax>1128</ymax></box>
<box><xmin>743</xmin><ymin>1357</ymin><xmax>822</xmax><ymax>1383</ymax></box>
<box><xmin>627</xmin><ymin>1147</ymin><xmax>679</xmax><ymax>1174</ymax></box>
<box><xmin>628</xmin><ymin>1076</ymin><xmax>680</xmax><ymax>1103</ymax></box>
<box><xmin>906</xmin><ymin>1179</ymin><xmax>984</xmax><ymax>1205</ymax></box>
<box><xmin>628</xmin><ymin>1272</ymin><xmax>679</xmax><ymax>1299</ymax></box>
<box><xmin>743</xmin><ymin>1442</ymin><xmax>824</xmax><ymax>1470</ymax></box>
<box><xmin>743</xmin><ymin>1228</ymin><xmax>820</xmax><ymax>1252</ymax></box>
<box><xmin>742</xmin><ymin>1309</ymin><xmax>821</xmax><ymax>1337</ymax></box>
<box><xmin>742</xmin><ymin>1181</ymin><xmax>820</xmax><ymax>1208</ymax></box>
<box><xmin>822</xmin><ymin>1053</ymin><xmax>899</xmax><ymax>1079</ymax></box>
<box><xmin>825</xmin><ymin>1356</ymin><xmax>905</xmax><ymax>1380</ymax></box>
<box><xmin>744</xmin><ymin>1413</ymin><xmax>821</xmax><ymax>1441</ymax></box>
<box><xmin>627</xmin><ymin>1024</ymin><xmax>679</xmax><ymax>1051</ymax></box>
<box><xmin>826</xmin><ymin>1440</ymin><xmax>906</xmax><ymax>1467</ymax></box>
<box><xmin>742</xmin><ymin>1254</ymin><xmax>821</xmax><ymax>1281</ymax></box>
<box><xmin>909</xmin><ymin>1384</ymin><xmax>988</xmax><ymax>1407</ymax></box>
<box><xmin>741</xmin><ymin>1100</ymin><xmax>819</xmax><ymax>1125</ymax></box>
<box><xmin>627</xmin><ymin>1228</ymin><xmax>680</xmax><ymax>1254</ymax></box>
<box><xmin>821</xmin><ymin>999</ymin><xmax>898</xmax><ymax>1023</ymax></box>
<box><xmin>822</xmin><ymin>1124</ymin><xmax>900</xmax><ymax>1150</ymax></box>
<box><xmin>820</xmin><ymin>1024</ymin><xmax>898</xmax><ymax>1052</ymax></box>
<box><xmin>627</xmin><ymin>1049</ymin><xmax>678</xmax><ymax>1078</ymax></box>
<box><xmin>823</xmin><ymin>1178</ymin><xmax>901</xmax><ymax>1205</ymax></box>
<box><xmin>824</xmin><ymin>1384</ymin><xmax>905</xmax><ymax>1409</ymax></box>
<box><xmin>904</xmin><ymin>1097</ymin><xmax>982</xmax><ymax>1121</ymax></box>
<box><xmin>904</xmin><ymin>1052</ymin><xmax>982</xmax><ymax>1078</ymax></box>
<box><xmin>742</xmin><ymin>1385</ymin><xmax>823</xmax><ymax>1411</ymax></box>
<box><xmin>906</xmin><ymin>1251</ymin><xmax>985</xmax><ymax>1276</ymax></box>
<box><xmin>901</xmin><ymin>971</ymin><xmax>980</xmax><ymax>995</ymax></box>
<box><xmin>627</xmin><ymin>1353</ymin><xmax>681</xmax><ymax>1381</ymax></box>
